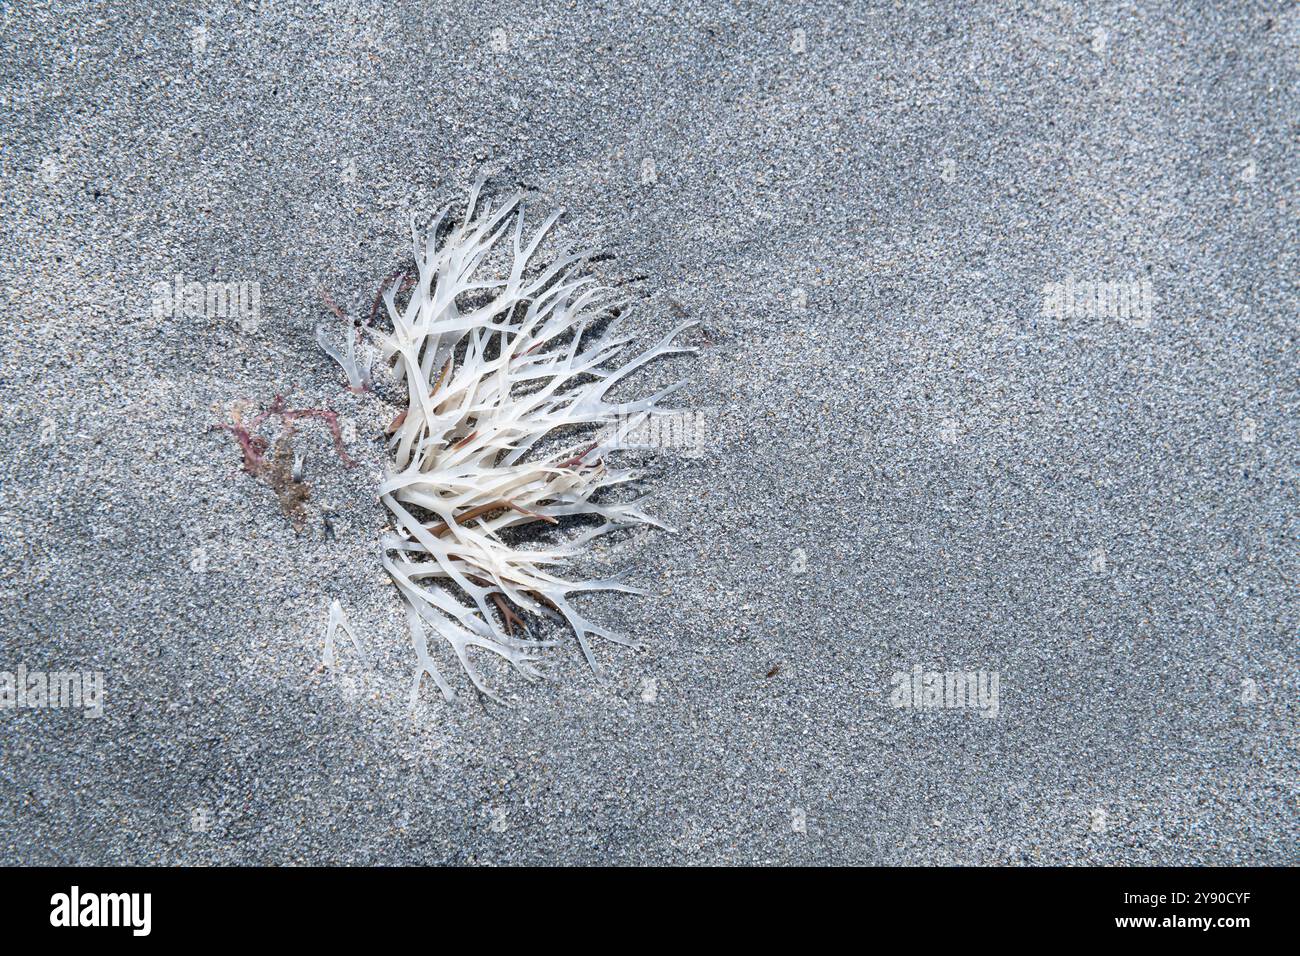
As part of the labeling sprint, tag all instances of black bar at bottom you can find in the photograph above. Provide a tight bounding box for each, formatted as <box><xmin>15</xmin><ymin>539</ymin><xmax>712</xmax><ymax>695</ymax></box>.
<box><xmin>0</xmin><ymin>865</ymin><xmax>1284</xmax><ymax>942</ymax></box>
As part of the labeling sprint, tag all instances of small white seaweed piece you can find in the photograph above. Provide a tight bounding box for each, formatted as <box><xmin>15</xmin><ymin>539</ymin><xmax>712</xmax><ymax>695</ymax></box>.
<box><xmin>323</xmin><ymin>599</ymin><xmax>370</xmax><ymax>668</ymax></box>
<box><xmin>370</xmin><ymin>177</ymin><xmax>695</xmax><ymax>705</ymax></box>
<box><xmin>316</xmin><ymin>291</ymin><xmax>374</xmax><ymax>393</ymax></box>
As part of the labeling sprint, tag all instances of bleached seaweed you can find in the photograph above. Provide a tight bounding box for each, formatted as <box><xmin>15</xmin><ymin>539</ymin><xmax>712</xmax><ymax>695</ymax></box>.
<box><xmin>370</xmin><ymin>178</ymin><xmax>694</xmax><ymax>705</ymax></box>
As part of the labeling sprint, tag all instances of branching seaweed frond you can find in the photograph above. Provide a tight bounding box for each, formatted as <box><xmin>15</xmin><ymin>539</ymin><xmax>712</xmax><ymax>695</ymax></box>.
<box><xmin>373</xmin><ymin>178</ymin><xmax>694</xmax><ymax>706</ymax></box>
<box><xmin>316</xmin><ymin>289</ymin><xmax>374</xmax><ymax>393</ymax></box>
<box><xmin>213</xmin><ymin>393</ymin><xmax>357</xmax><ymax>529</ymax></box>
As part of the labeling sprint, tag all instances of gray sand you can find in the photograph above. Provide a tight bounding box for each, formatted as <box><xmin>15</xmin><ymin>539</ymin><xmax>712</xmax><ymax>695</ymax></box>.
<box><xmin>0</xmin><ymin>1</ymin><xmax>1296</xmax><ymax>864</ymax></box>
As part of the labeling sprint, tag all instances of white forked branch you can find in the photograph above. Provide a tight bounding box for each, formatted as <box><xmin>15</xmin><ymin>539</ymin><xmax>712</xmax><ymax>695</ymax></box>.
<box><xmin>369</xmin><ymin>179</ymin><xmax>694</xmax><ymax>706</ymax></box>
